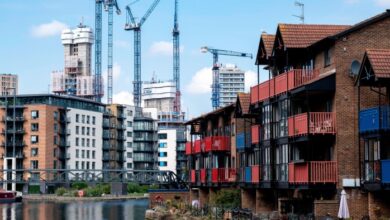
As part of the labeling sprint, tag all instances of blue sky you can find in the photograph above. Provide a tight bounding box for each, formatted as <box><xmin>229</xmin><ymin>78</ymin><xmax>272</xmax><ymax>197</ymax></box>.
<box><xmin>1</xmin><ymin>0</ymin><xmax>389</xmax><ymax>117</ymax></box>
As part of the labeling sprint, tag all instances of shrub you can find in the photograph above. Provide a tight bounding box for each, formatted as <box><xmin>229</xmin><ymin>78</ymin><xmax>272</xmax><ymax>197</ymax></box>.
<box><xmin>127</xmin><ymin>183</ymin><xmax>142</xmax><ymax>193</ymax></box>
<box><xmin>71</xmin><ymin>181</ymin><xmax>88</xmax><ymax>190</ymax></box>
<box><xmin>55</xmin><ymin>187</ymin><xmax>67</xmax><ymax>196</ymax></box>
<box><xmin>210</xmin><ymin>189</ymin><xmax>241</xmax><ymax>209</ymax></box>
<box><xmin>85</xmin><ymin>187</ymin><xmax>102</xmax><ymax>197</ymax></box>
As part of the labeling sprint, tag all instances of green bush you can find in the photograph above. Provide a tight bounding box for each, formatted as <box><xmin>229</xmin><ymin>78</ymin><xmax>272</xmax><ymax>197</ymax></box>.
<box><xmin>127</xmin><ymin>183</ymin><xmax>142</xmax><ymax>193</ymax></box>
<box><xmin>210</xmin><ymin>189</ymin><xmax>241</xmax><ymax>209</ymax></box>
<box><xmin>85</xmin><ymin>187</ymin><xmax>102</xmax><ymax>197</ymax></box>
<box><xmin>55</xmin><ymin>187</ymin><xmax>67</xmax><ymax>196</ymax></box>
<box><xmin>71</xmin><ymin>181</ymin><xmax>88</xmax><ymax>190</ymax></box>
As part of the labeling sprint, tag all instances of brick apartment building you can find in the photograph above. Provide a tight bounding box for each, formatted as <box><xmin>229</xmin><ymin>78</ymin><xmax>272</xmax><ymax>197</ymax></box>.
<box><xmin>186</xmin><ymin>10</ymin><xmax>390</xmax><ymax>219</ymax></box>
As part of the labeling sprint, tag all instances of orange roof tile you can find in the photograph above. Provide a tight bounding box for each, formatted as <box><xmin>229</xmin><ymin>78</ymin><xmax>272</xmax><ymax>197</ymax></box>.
<box><xmin>366</xmin><ymin>49</ymin><xmax>390</xmax><ymax>78</ymax></box>
<box><xmin>278</xmin><ymin>24</ymin><xmax>351</xmax><ymax>48</ymax></box>
<box><xmin>261</xmin><ymin>34</ymin><xmax>275</xmax><ymax>56</ymax></box>
<box><xmin>237</xmin><ymin>93</ymin><xmax>250</xmax><ymax>114</ymax></box>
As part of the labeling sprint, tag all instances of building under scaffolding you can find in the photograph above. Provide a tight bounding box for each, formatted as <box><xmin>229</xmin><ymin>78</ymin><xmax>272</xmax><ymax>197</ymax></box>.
<box><xmin>51</xmin><ymin>23</ymin><xmax>103</xmax><ymax>99</ymax></box>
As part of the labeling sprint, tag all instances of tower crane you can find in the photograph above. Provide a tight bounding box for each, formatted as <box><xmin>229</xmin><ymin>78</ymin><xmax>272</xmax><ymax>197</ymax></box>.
<box><xmin>94</xmin><ymin>0</ymin><xmax>121</xmax><ymax>104</ymax></box>
<box><xmin>201</xmin><ymin>47</ymin><xmax>253</xmax><ymax>110</ymax></box>
<box><xmin>173</xmin><ymin>0</ymin><xmax>180</xmax><ymax>114</ymax></box>
<box><xmin>125</xmin><ymin>0</ymin><xmax>161</xmax><ymax>107</ymax></box>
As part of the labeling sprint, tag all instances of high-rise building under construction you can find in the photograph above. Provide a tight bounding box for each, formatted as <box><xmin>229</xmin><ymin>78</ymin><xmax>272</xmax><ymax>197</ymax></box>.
<box><xmin>51</xmin><ymin>23</ymin><xmax>103</xmax><ymax>100</ymax></box>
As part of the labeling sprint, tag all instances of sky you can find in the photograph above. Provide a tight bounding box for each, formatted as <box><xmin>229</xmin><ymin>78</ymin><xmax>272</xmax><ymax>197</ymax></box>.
<box><xmin>1</xmin><ymin>0</ymin><xmax>390</xmax><ymax>118</ymax></box>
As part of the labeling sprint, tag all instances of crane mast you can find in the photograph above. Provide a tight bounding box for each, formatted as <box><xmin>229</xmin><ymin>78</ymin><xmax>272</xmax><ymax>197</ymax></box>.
<box><xmin>105</xmin><ymin>0</ymin><xmax>121</xmax><ymax>104</ymax></box>
<box><xmin>173</xmin><ymin>0</ymin><xmax>180</xmax><ymax>113</ymax></box>
<box><xmin>125</xmin><ymin>0</ymin><xmax>160</xmax><ymax>107</ymax></box>
<box><xmin>201</xmin><ymin>47</ymin><xmax>253</xmax><ymax>110</ymax></box>
<box><xmin>95</xmin><ymin>0</ymin><xmax>103</xmax><ymax>102</ymax></box>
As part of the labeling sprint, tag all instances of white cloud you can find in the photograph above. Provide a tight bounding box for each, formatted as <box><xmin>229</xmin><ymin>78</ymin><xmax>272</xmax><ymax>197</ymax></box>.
<box><xmin>245</xmin><ymin>70</ymin><xmax>257</xmax><ymax>92</ymax></box>
<box><xmin>374</xmin><ymin>0</ymin><xmax>390</xmax><ymax>7</ymax></box>
<box><xmin>31</xmin><ymin>20</ymin><xmax>68</xmax><ymax>38</ymax></box>
<box><xmin>149</xmin><ymin>41</ymin><xmax>184</xmax><ymax>56</ymax></box>
<box><xmin>113</xmin><ymin>91</ymin><xmax>134</xmax><ymax>105</ymax></box>
<box><xmin>185</xmin><ymin>67</ymin><xmax>212</xmax><ymax>94</ymax></box>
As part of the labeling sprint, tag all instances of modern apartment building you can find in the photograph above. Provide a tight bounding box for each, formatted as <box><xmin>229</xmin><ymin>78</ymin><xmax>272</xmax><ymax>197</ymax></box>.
<box><xmin>142</xmin><ymin>79</ymin><xmax>187</xmax><ymax>176</ymax></box>
<box><xmin>0</xmin><ymin>74</ymin><xmax>18</xmax><ymax>96</ymax></box>
<box><xmin>123</xmin><ymin>105</ymin><xmax>136</xmax><ymax>172</ymax></box>
<box><xmin>186</xmin><ymin>11</ymin><xmax>390</xmax><ymax>219</ymax></box>
<box><xmin>0</xmin><ymin>94</ymin><xmax>105</xmax><ymax>191</ymax></box>
<box><xmin>51</xmin><ymin>23</ymin><xmax>102</xmax><ymax>99</ymax></box>
<box><xmin>219</xmin><ymin>64</ymin><xmax>245</xmax><ymax>107</ymax></box>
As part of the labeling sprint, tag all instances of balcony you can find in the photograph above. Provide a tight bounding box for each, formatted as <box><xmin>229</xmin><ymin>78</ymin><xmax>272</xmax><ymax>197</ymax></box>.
<box><xmin>288</xmin><ymin>161</ymin><xmax>337</xmax><ymax>184</ymax></box>
<box><xmin>288</xmin><ymin>112</ymin><xmax>336</xmax><ymax>137</ymax></box>
<box><xmin>211</xmin><ymin>168</ymin><xmax>236</xmax><ymax>183</ymax></box>
<box><xmin>193</xmin><ymin>140</ymin><xmax>201</xmax><ymax>154</ymax></box>
<box><xmin>1</xmin><ymin>129</ymin><xmax>25</xmax><ymax>134</ymax></box>
<box><xmin>185</xmin><ymin>142</ymin><xmax>192</xmax><ymax>155</ymax></box>
<box><xmin>250</xmin><ymin>69</ymin><xmax>320</xmax><ymax>104</ymax></box>
<box><xmin>203</xmin><ymin>136</ymin><xmax>230</xmax><ymax>152</ymax></box>
<box><xmin>252</xmin><ymin>165</ymin><xmax>260</xmax><ymax>183</ymax></box>
<box><xmin>251</xmin><ymin>125</ymin><xmax>261</xmax><ymax>144</ymax></box>
<box><xmin>1</xmin><ymin>116</ymin><xmax>25</xmax><ymax>122</ymax></box>
<box><xmin>362</xmin><ymin>160</ymin><xmax>390</xmax><ymax>185</ymax></box>
<box><xmin>236</xmin><ymin>133</ymin><xmax>245</xmax><ymax>150</ymax></box>
<box><xmin>200</xmin><ymin>169</ymin><xmax>207</xmax><ymax>183</ymax></box>
<box><xmin>190</xmin><ymin>170</ymin><xmax>196</xmax><ymax>183</ymax></box>
<box><xmin>359</xmin><ymin>106</ymin><xmax>390</xmax><ymax>134</ymax></box>
<box><xmin>1</xmin><ymin>141</ymin><xmax>26</xmax><ymax>147</ymax></box>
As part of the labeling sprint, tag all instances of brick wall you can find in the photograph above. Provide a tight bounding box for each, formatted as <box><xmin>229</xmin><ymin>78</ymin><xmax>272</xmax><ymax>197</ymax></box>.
<box><xmin>314</xmin><ymin>200</ymin><xmax>339</xmax><ymax>217</ymax></box>
<box><xmin>241</xmin><ymin>188</ymin><xmax>256</xmax><ymax>211</ymax></box>
<box><xmin>368</xmin><ymin>191</ymin><xmax>390</xmax><ymax>219</ymax></box>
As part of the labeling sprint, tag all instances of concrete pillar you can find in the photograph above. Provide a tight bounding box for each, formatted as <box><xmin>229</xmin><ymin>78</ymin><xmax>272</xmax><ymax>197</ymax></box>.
<box><xmin>3</xmin><ymin>158</ymin><xmax>16</xmax><ymax>191</ymax></box>
<box><xmin>256</xmin><ymin>189</ymin><xmax>274</xmax><ymax>214</ymax></box>
<box><xmin>241</xmin><ymin>188</ymin><xmax>256</xmax><ymax>211</ymax></box>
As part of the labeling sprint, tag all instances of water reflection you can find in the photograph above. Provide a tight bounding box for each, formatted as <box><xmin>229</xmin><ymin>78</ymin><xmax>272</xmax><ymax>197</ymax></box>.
<box><xmin>0</xmin><ymin>199</ymin><xmax>149</xmax><ymax>220</ymax></box>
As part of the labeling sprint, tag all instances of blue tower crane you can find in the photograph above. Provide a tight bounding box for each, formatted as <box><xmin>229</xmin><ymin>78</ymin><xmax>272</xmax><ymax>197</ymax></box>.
<box><xmin>105</xmin><ymin>0</ymin><xmax>121</xmax><ymax>104</ymax></box>
<box><xmin>125</xmin><ymin>0</ymin><xmax>160</xmax><ymax>107</ymax></box>
<box><xmin>173</xmin><ymin>0</ymin><xmax>181</xmax><ymax>113</ymax></box>
<box><xmin>201</xmin><ymin>47</ymin><xmax>253</xmax><ymax>110</ymax></box>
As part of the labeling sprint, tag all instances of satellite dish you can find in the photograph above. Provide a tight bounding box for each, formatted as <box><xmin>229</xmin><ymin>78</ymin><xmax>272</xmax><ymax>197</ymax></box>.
<box><xmin>350</xmin><ymin>60</ymin><xmax>361</xmax><ymax>77</ymax></box>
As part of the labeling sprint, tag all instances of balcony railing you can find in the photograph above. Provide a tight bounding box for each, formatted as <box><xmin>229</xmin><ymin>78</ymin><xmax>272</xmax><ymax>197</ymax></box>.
<box><xmin>252</xmin><ymin>165</ymin><xmax>260</xmax><ymax>183</ymax></box>
<box><xmin>236</xmin><ymin>133</ymin><xmax>245</xmax><ymax>150</ymax></box>
<box><xmin>185</xmin><ymin>142</ymin><xmax>192</xmax><ymax>155</ymax></box>
<box><xmin>211</xmin><ymin>168</ymin><xmax>236</xmax><ymax>183</ymax></box>
<box><xmin>363</xmin><ymin>160</ymin><xmax>390</xmax><ymax>184</ymax></box>
<box><xmin>190</xmin><ymin>170</ymin><xmax>196</xmax><ymax>183</ymax></box>
<box><xmin>359</xmin><ymin>106</ymin><xmax>390</xmax><ymax>133</ymax></box>
<box><xmin>203</xmin><ymin>136</ymin><xmax>230</xmax><ymax>152</ymax></box>
<box><xmin>288</xmin><ymin>161</ymin><xmax>337</xmax><ymax>184</ymax></box>
<box><xmin>251</xmin><ymin>125</ymin><xmax>261</xmax><ymax>144</ymax></box>
<box><xmin>194</xmin><ymin>140</ymin><xmax>201</xmax><ymax>153</ymax></box>
<box><xmin>288</xmin><ymin>112</ymin><xmax>336</xmax><ymax>137</ymax></box>
<box><xmin>250</xmin><ymin>69</ymin><xmax>320</xmax><ymax>104</ymax></box>
<box><xmin>200</xmin><ymin>168</ymin><xmax>207</xmax><ymax>183</ymax></box>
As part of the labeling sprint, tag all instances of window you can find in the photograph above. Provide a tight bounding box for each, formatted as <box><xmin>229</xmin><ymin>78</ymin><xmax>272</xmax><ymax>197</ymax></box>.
<box><xmin>31</xmin><ymin>160</ymin><xmax>38</xmax><ymax>169</ymax></box>
<box><xmin>31</xmin><ymin>135</ymin><xmax>38</xmax><ymax>144</ymax></box>
<box><xmin>82</xmin><ymin>115</ymin><xmax>85</xmax><ymax>123</ymax></box>
<box><xmin>82</xmin><ymin>150</ymin><xmax>85</xmax><ymax>158</ymax></box>
<box><xmin>53</xmin><ymin>148</ymin><xmax>58</xmax><ymax>157</ymax></box>
<box><xmin>92</xmin><ymin>139</ymin><xmax>96</xmax><ymax>148</ymax></box>
<box><xmin>159</xmin><ymin>152</ymin><xmax>168</xmax><ymax>157</ymax></box>
<box><xmin>92</xmin><ymin>162</ymin><xmax>95</xmax><ymax>169</ymax></box>
<box><xmin>86</xmin><ymin>162</ymin><xmax>90</xmax><ymax>170</ymax></box>
<box><xmin>127</xmin><ymin>152</ymin><xmax>132</xmax><ymax>158</ymax></box>
<box><xmin>324</xmin><ymin>48</ymin><xmax>331</xmax><ymax>67</ymax></box>
<box><xmin>127</xmin><ymin>163</ymin><xmax>133</xmax><ymax>169</ymax></box>
<box><xmin>127</xmin><ymin>110</ymin><xmax>133</xmax><ymax>116</ymax></box>
<box><xmin>92</xmin><ymin>128</ymin><xmax>95</xmax><ymax>136</ymax></box>
<box><xmin>54</xmin><ymin>123</ymin><xmax>58</xmax><ymax>132</ymax></box>
<box><xmin>31</xmin><ymin>148</ymin><xmax>38</xmax><ymax>157</ymax></box>
<box><xmin>86</xmin><ymin>116</ymin><xmax>90</xmax><ymax>124</ymax></box>
<box><xmin>53</xmin><ymin>136</ymin><xmax>58</xmax><ymax>145</ymax></box>
<box><xmin>76</xmin><ymin>149</ymin><xmax>79</xmax><ymax>158</ymax></box>
<box><xmin>159</xmin><ymin>143</ymin><xmax>167</xmax><ymax>148</ymax></box>
<box><xmin>82</xmin><ymin>138</ymin><xmax>85</xmax><ymax>147</ymax></box>
<box><xmin>86</xmin><ymin>150</ymin><xmax>90</xmax><ymax>159</ymax></box>
<box><xmin>76</xmin><ymin>114</ymin><xmax>79</xmax><ymax>123</ymax></box>
<box><xmin>76</xmin><ymin>138</ymin><xmax>79</xmax><ymax>146</ymax></box>
<box><xmin>127</xmin><ymin>132</ymin><xmax>132</xmax><ymax>137</ymax></box>
<box><xmin>127</xmin><ymin>121</ymin><xmax>133</xmax><ymax>127</ymax></box>
<box><xmin>92</xmin><ymin>151</ymin><xmax>95</xmax><ymax>159</ymax></box>
<box><xmin>158</xmin><ymin>133</ymin><xmax>167</xmax><ymax>139</ymax></box>
<box><xmin>82</xmin><ymin>127</ymin><xmax>85</xmax><ymax>135</ymax></box>
<box><xmin>76</xmin><ymin>126</ymin><xmax>79</xmax><ymax>135</ymax></box>
<box><xmin>92</xmin><ymin>116</ymin><xmax>96</xmax><ymax>125</ymax></box>
<box><xmin>31</xmin><ymin>110</ymin><xmax>39</xmax><ymax>119</ymax></box>
<box><xmin>54</xmin><ymin>111</ymin><xmax>58</xmax><ymax>120</ymax></box>
<box><xmin>81</xmin><ymin>161</ymin><xmax>85</xmax><ymax>169</ymax></box>
<box><xmin>76</xmin><ymin>161</ymin><xmax>79</xmax><ymax>169</ymax></box>
<box><xmin>159</xmin><ymin>161</ymin><xmax>167</xmax><ymax>167</ymax></box>
<box><xmin>31</xmin><ymin>123</ymin><xmax>39</xmax><ymax>132</ymax></box>
<box><xmin>87</xmin><ymin>127</ymin><xmax>90</xmax><ymax>136</ymax></box>
<box><xmin>127</xmin><ymin>142</ymin><xmax>132</xmax><ymax>148</ymax></box>
<box><xmin>87</xmin><ymin>139</ymin><xmax>90</xmax><ymax>147</ymax></box>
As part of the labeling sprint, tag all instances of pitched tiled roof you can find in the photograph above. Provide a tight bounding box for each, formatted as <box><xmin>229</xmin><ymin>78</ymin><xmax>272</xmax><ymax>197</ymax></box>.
<box><xmin>278</xmin><ymin>24</ymin><xmax>351</xmax><ymax>48</ymax></box>
<box><xmin>366</xmin><ymin>49</ymin><xmax>390</xmax><ymax>78</ymax></box>
<box><xmin>261</xmin><ymin>34</ymin><xmax>275</xmax><ymax>56</ymax></box>
<box><xmin>237</xmin><ymin>93</ymin><xmax>250</xmax><ymax>114</ymax></box>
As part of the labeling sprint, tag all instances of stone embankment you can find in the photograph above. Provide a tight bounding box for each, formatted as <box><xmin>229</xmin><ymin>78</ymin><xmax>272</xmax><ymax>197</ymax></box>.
<box><xmin>23</xmin><ymin>194</ymin><xmax>148</xmax><ymax>202</ymax></box>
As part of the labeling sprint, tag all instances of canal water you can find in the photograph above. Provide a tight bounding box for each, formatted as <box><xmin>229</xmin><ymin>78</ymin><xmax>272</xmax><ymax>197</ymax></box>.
<box><xmin>0</xmin><ymin>199</ymin><xmax>149</xmax><ymax>220</ymax></box>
